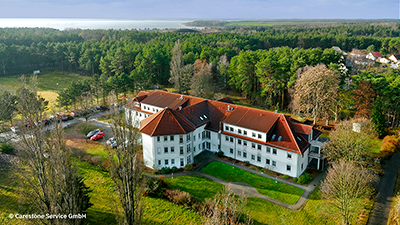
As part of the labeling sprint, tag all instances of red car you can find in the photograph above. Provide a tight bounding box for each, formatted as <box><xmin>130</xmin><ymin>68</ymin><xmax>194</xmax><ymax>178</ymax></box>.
<box><xmin>90</xmin><ymin>132</ymin><xmax>105</xmax><ymax>141</ymax></box>
<box><xmin>56</xmin><ymin>112</ymin><xmax>68</xmax><ymax>121</ymax></box>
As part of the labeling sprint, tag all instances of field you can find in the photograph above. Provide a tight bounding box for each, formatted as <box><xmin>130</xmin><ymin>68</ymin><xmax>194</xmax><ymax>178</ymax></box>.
<box><xmin>202</xmin><ymin>161</ymin><xmax>304</xmax><ymax>205</ymax></box>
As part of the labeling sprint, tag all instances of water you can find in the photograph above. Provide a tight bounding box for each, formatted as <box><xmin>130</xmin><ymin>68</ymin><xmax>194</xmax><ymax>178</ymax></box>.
<box><xmin>0</xmin><ymin>18</ymin><xmax>202</xmax><ymax>30</ymax></box>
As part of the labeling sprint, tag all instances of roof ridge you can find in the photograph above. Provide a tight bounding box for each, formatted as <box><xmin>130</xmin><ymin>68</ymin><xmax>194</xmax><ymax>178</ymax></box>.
<box><xmin>151</xmin><ymin>109</ymin><xmax>167</xmax><ymax>136</ymax></box>
<box><xmin>281</xmin><ymin>115</ymin><xmax>301</xmax><ymax>153</ymax></box>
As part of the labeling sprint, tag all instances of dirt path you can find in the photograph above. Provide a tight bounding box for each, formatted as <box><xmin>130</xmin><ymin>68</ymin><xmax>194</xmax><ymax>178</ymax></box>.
<box><xmin>367</xmin><ymin>154</ymin><xmax>400</xmax><ymax>225</ymax></box>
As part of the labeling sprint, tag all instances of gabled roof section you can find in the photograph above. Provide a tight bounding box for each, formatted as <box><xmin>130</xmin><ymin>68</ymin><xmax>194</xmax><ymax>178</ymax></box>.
<box><xmin>178</xmin><ymin>100</ymin><xmax>210</xmax><ymax>127</ymax></box>
<box><xmin>369</xmin><ymin>52</ymin><xmax>382</xmax><ymax>58</ymax></box>
<box><xmin>223</xmin><ymin>106</ymin><xmax>280</xmax><ymax>133</ymax></box>
<box><xmin>217</xmin><ymin>96</ymin><xmax>235</xmax><ymax>104</ymax></box>
<box><xmin>140</xmin><ymin>107</ymin><xmax>195</xmax><ymax>136</ymax></box>
<box><xmin>268</xmin><ymin>115</ymin><xmax>310</xmax><ymax>154</ymax></box>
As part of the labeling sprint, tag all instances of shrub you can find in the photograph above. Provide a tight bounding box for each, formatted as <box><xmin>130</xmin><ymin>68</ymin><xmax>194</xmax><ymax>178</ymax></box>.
<box><xmin>83</xmin><ymin>155</ymin><xmax>92</xmax><ymax>163</ymax></box>
<box><xmin>215</xmin><ymin>150</ymin><xmax>224</xmax><ymax>157</ymax></box>
<box><xmin>144</xmin><ymin>177</ymin><xmax>167</xmax><ymax>198</ymax></box>
<box><xmin>77</xmin><ymin>122</ymin><xmax>98</xmax><ymax>136</ymax></box>
<box><xmin>164</xmin><ymin>189</ymin><xmax>197</xmax><ymax>208</ymax></box>
<box><xmin>102</xmin><ymin>160</ymin><xmax>111</xmax><ymax>170</ymax></box>
<box><xmin>161</xmin><ymin>167</ymin><xmax>171</xmax><ymax>174</ymax></box>
<box><xmin>0</xmin><ymin>142</ymin><xmax>14</xmax><ymax>154</ymax></box>
<box><xmin>228</xmin><ymin>157</ymin><xmax>233</xmax><ymax>161</ymax></box>
<box><xmin>381</xmin><ymin>135</ymin><xmax>400</xmax><ymax>153</ymax></box>
<box><xmin>297</xmin><ymin>173</ymin><xmax>312</xmax><ymax>185</ymax></box>
<box><xmin>282</xmin><ymin>175</ymin><xmax>290</xmax><ymax>180</ymax></box>
<box><xmin>184</xmin><ymin>164</ymin><xmax>193</xmax><ymax>171</ymax></box>
<box><xmin>71</xmin><ymin>148</ymin><xmax>87</xmax><ymax>159</ymax></box>
<box><xmin>90</xmin><ymin>156</ymin><xmax>103</xmax><ymax>166</ymax></box>
<box><xmin>244</xmin><ymin>161</ymin><xmax>250</xmax><ymax>166</ymax></box>
<box><xmin>171</xmin><ymin>166</ymin><xmax>178</xmax><ymax>173</ymax></box>
<box><xmin>293</xmin><ymin>177</ymin><xmax>298</xmax><ymax>182</ymax></box>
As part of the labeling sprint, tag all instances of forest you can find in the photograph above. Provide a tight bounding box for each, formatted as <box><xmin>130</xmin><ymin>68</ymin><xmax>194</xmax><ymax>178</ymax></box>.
<box><xmin>1</xmin><ymin>22</ymin><xmax>400</xmax><ymax>129</ymax></box>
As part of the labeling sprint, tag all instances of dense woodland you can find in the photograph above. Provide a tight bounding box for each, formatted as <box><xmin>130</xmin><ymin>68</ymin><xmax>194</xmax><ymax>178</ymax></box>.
<box><xmin>1</xmin><ymin>23</ymin><xmax>400</xmax><ymax>129</ymax></box>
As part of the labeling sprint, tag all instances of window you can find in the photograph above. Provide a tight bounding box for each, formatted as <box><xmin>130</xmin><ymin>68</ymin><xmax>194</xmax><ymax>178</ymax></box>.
<box><xmin>170</xmin><ymin>135</ymin><xmax>174</xmax><ymax>141</ymax></box>
<box><xmin>180</xmin><ymin>147</ymin><xmax>184</xmax><ymax>155</ymax></box>
<box><xmin>252</xmin><ymin>132</ymin><xmax>256</xmax><ymax>137</ymax></box>
<box><xmin>187</xmin><ymin>134</ymin><xmax>190</xmax><ymax>142</ymax></box>
<box><xmin>302</xmin><ymin>153</ymin><xmax>304</xmax><ymax>158</ymax></box>
<box><xmin>180</xmin><ymin>158</ymin><xmax>184</xmax><ymax>167</ymax></box>
<box><xmin>193</xmin><ymin>135</ymin><xmax>196</xmax><ymax>141</ymax></box>
<box><xmin>252</xmin><ymin>143</ymin><xmax>256</xmax><ymax>149</ymax></box>
<box><xmin>187</xmin><ymin>156</ymin><xmax>191</xmax><ymax>164</ymax></box>
<box><xmin>225</xmin><ymin>126</ymin><xmax>229</xmax><ymax>131</ymax></box>
<box><xmin>266</xmin><ymin>147</ymin><xmax>271</xmax><ymax>153</ymax></box>
<box><xmin>230</xmin><ymin>127</ymin><xmax>233</xmax><ymax>132</ymax></box>
<box><xmin>301</xmin><ymin>163</ymin><xmax>303</xmax><ymax>170</ymax></box>
<box><xmin>230</xmin><ymin>148</ymin><xmax>233</xmax><ymax>154</ymax></box>
<box><xmin>193</xmin><ymin>146</ymin><xmax>196</xmax><ymax>152</ymax></box>
<box><xmin>243</xmin><ymin>152</ymin><xmax>247</xmax><ymax>158</ymax></box>
<box><xmin>179</xmin><ymin>135</ymin><xmax>183</xmax><ymax>144</ymax></box>
<box><xmin>171</xmin><ymin>159</ymin><xmax>175</xmax><ymax>164</ymax></box>
<box><xmin>287</xmin><ymin>153</ymin><xmax>292</xmax><ymax>159</ymax></box>
<box><xmin>257</xmin><ymin>144</ymin><xmax>261</xmax><ymax>150</ymax></box>
<box><xmin>198</xmin><ymin>144</ymin><xmax>201</xmax><ymax>150</ymax></box>
<box><xmin>225</xmin><ymin>136</ymin><xmax>229</xmax><ymax>141</ymax></box>
<box><xmin>287</xmin><ymin>165</ymin><xmax>291</xmax><ymax>171</ymax></box>
<box><xmin>238</xmin><ymin>129</ymin><xmax>242</xmax><ymax>134</ymax></box>
<box><xmin>158</xmin><ymin>160</ymin><xmax>161</xmax><ymax>165</ymax></box>
<box><xmin>244</xmin><ymin>130</ymin><xmax>247</xmax><ymax>135</ymax></box>
<box><xmin>165</xmin><ymin>159</ymin><xmax>169</xmax><ymax>165</ymax></box>
<box><xmin>205</xmin><ymin>131</ymin><xmax>211</xmax><ymax>139</ymax></box>
<box><xmin>187</xmin><ymin>144</ymin><xmax>191</xmax><ymax>153</ymax></box>
<box><xmin>198</xmin><ymin>133</ymin><xmax>200</xmax><ymax>139</ymax></box>
<box><xmin>238</xmin><ymin>139</ymin><xmax>242</xmax><ymax>145</ymax></box>
<box><xmin>238</xmin><ymin>151</ymin><xmax>242</xmax><ymax>156</ymax></box>
<box><xmin>157</xmin><ymin>137</ymin><xmax>160</xmax><ymax>142</ymax></box>
<box><xmin>164</xmin><ymin>147</ymin><xmax>168</xmax><ymax>153</ymax></box>
<box><xmin>243</xmin><ymin>141</ymin><xmax>247</xmax><ymax>146</ymax></box>
<box><xmin>135</xmin><ymin>112</ymin><xmax>138</xmax><ymax>116</ymax></box>
<box><xmin>157</xmin><ymin>147</ymin><xmax>161</xmax><ymax>154</ymax></box>
<box><xmin>258</xmin><ymin>134</ymin><xmax>262</xmax><ymax>139</ymax></box>
<box><xmin>206</xmin><ymin>142</ymin><xmax>211</xmax><ymax>149</ymax></box>
<box><xmin>230</xmin><ymin>137</ymin><xmax>233</xmax><ymax>143</ymax></box>
<box><xmin>251</xmin><ymin>154</ymin><xmax>255</xmax><ymax>160</ymax></box>
<box><xmin>171</xmin><ymin>147</ymin><xmax>175</xmax><ymax>153</ymax></box>
<box><xmin>266</xmin><ymin>159</ymin><xmax>270</xmax><ymax>165</ymax></box>
<box><xmin>272</xmin><ymin>148</ymin><xmax>277</xmax><ymax>155</ymax></box>
<box><xmin>202</xmin><ymin>142</ymin><xmax>205</xmax><ymax>149</ymax></box>
<box><xmin>272</xmin><ymin>161</ymin><xmax>276</xmax><ymax>166</ymax></box>
<box><xmin>257</xmin><ymin>156</ymin><xmax>261</xmax><ymax>162</ymax></box>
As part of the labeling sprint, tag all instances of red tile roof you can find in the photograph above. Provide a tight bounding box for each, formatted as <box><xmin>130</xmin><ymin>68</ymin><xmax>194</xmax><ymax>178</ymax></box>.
<box><xmin>140</xmin><ymin>107</ymin><xmax>195</xmax><ymax>136</ymax></box>
<box><xmin>130</xmin><ymin>90</ymin><xmax>318</xmax><ymax>154</ymax></box>
<box><xmin>369</xmin><ymin>52</ymin><xmax>382</xmax><ymax>58</ymax></box>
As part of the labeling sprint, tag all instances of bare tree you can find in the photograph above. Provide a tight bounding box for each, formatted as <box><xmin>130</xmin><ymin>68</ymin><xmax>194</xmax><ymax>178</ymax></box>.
<box><xmin>191</xmin><ymin>59</ymin><xmax>215</xmax><ymax>99</ymax></box>
<box><xmin>217</xmin><ymin>54</ymin><xmax>230</xmax><ymax>89</ymax></box>
<box><xmin>16</xmin><ymin>76</ymin><xmax>92</xmax><ymax>225</ymax></box>
<box><xmin>107</xmin><ymin>104</ymin><xmax>145</xmax><ymax>225</ymax></box>
<box><xmin>353</xmin><ymin>80</ymin><xmax>376</xmax><ymax>119</ymax></box>
<box><xmin>321</xmin><ymin>160</ymin><xmax>375</xmax><ymax>225</ymax></box>
<box><xmin>324</xmin><ymin>118</ymin><xmax>377</xmax><ymax>163</ymax></box>
<box><xmin>204</xmin><ymin>185</ymin><xmax>252</xmax><ymax>225</ymax></box>
<box><xmin>169</xmin><ymin>40</ymin><xmax>192</xmax><ymax>93</ymax></box>
<box><xmin>292</xmin><ymin>64</ymin><xmax>340</xmax><ymax>125</ymax></box>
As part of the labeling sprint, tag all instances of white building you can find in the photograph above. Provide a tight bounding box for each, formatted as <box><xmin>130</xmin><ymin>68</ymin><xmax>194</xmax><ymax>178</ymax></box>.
<box><xmin>366</xmin><ymin>52</ymin><xmax>382</xmax><ymax>61</ymax></box>
<box><xmin>124</xmin><ymin>90</ymin><xmax>324</xmax><ymax>178</ymax></box>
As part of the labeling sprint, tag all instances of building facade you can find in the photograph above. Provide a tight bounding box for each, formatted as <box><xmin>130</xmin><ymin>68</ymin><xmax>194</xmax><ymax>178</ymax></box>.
<box><xmin>124</xmin><ymin>90</ymin><xmax>324</xmax><ymax>178</ymax></box>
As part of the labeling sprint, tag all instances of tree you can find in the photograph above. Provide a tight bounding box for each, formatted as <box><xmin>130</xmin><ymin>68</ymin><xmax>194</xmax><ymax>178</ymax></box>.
<box><xmin>321</xmin><ymin>160</ymin><xmax>375</xmax><ymax>225</ymax></box>
<box><xmin>191</xmin><ymin>59</ymin><xmax>214</xmax><ymax>98</ymax></box>
<box><xmin>169</xmin><ymin>40</ymin><xmax>188</xmax><ymax>93</ymax></box>
<box><xmin>0</xmin><ymin>90</ymin><xmax>17</xmax><ymax>124</ymax></box>
<box><xmin>107</xmin><ymin>104</ymin><xmax>145</xmax><ymax>225</ymax></box>
<box><xmin>353</xmin><ymin>80</ymin><xmax>376</xmax><ymax>119</ymax></box>
<box><xmin>292</xmin><ymin>64</ymin><xmax>340</xmax><ymax>125</ymax></box>
<box><xmin>324</xmin><ymin>118</ymin><xmax>376</xmax><ymax>163</ymax></box>
<box><xmin>217</xmin><ymin>53</ymin><xmax>230</xmax><ymax>89</ymax></box>
<box><xmin>371</xmin><ymin>97</ymin><xmax>386</xmax><ymax>137</ymax></box>
<box><xmin>203</xmin><ymin>185</ymin><xmax>252</xmax><ymax>225</ymax></box>
<box><xmin>16</xmin><ymin>77</ymin><xmax>92</xmax><ymax>224</ymax></box>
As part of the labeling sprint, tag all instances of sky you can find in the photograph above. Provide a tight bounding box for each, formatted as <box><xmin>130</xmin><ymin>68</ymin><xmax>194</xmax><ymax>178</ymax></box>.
<box><xmin>0</xmin><ymin>0</ymin><xmax>398</xmax><ymax>19</ymax></box>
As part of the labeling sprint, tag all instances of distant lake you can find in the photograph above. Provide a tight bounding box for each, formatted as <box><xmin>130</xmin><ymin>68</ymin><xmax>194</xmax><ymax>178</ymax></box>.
<box><xmin>0</xmin><ymin>18</ymin><xmax>202</xmax><ymax>30</ymax></box>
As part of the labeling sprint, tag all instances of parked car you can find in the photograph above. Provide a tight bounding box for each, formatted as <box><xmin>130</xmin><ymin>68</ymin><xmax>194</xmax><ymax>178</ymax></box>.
<box><xmin>49</xmin><ymin>116</ymin><xmax>60</xmax><ymax>123</ymax></box>
<box><xmin>90</xmin><ymin>132</ymin><xmax>105</xmax><ymax>141</ymax></box>
<box><xmin>56</xmin><ymin>112</ymin><xmax>68</xmax><ymax>121</ymax></box>
<box><xmin>10</xmin><ymin>126</ymin><xmax>20</xmax><ymax>133</ymax></box>
<box><xmin>70</xmin><ymin>112</ymin><xmax>76</xmax><ymax>117</ymax></box>
<box><xmin>86</xmin><ymin>129</ymin><xmax>101</xmax><ymax>138</ymax></box>
<box><xmin>67</xmin><ymin>114</ymin><xmax>74</xmax><ymax>120</ymax></box>
<box><xmin>106</xmin><ymin>137</ymin><xmax>117</xmax><ymax>148</ymax></box>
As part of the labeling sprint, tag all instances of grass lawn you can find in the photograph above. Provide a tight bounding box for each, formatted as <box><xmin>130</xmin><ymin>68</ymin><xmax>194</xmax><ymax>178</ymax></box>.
<box><xmin>202</xmin><ymin>161</ymin><xmax>304</xmax><ymax>205</ymax></box>
<box><xmin>370</xmin><ymin>138</ymin><xmax>382</xmax><ymax>155</ymax></box>
<box><xmin>165</xmin><ymin>175</ymin><xmax>224</xmax><ymax>202</ymax></box>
